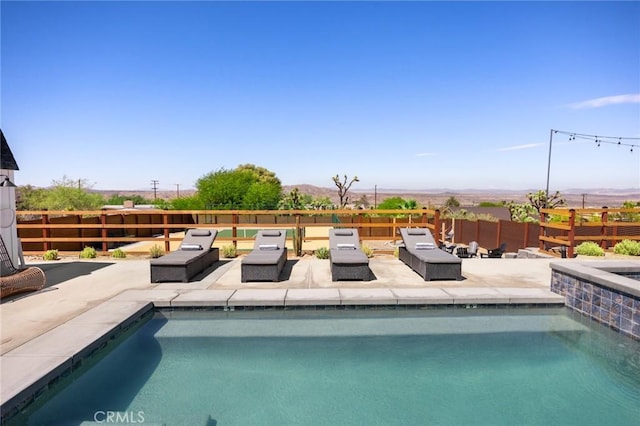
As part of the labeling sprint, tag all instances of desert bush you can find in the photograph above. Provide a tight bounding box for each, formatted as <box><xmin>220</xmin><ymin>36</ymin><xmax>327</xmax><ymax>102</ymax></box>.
<box><xmin>575</xmin><ymin>242</ymin><xmax>605</xmax><ymax>257</ymax></box>
<box><xmin>111</xmin><ymin>248</ymin><xmax>127</xmax><ymax>259</ymax></box>
<box><xmin>613</xmin><ymin>239</ymin><xmax>640</xmax><ymax>256</ymax></box>
<box><xmin>221</xmin><ymin>245</ymin><xmax>237</xmax><ymax>258</ymax></box>
<box><xmin>43</xmin><ymin>249</ymin><xmax>59</xmax><ymax>261</ymax></box>
<box><xmin>79</xmin><ymin>246</ymin><xmax>97</xmax><ymax>259</ymax></box>
<box><xmin>394</xmin><ymin>247</ymin><xmax>399</xmax><ymax>258</ymax></box>
<box><xmin>149</xmin><ymin>244</ymin><xmax>164</xmax><ymax>258</ymax></box>
<box><xmin>315</xmin><ymin>246</ymin><xmax>329</xmax><ymax>259</ymax></box>
<box><xmin>361</xmin><ymin>244</ymin><xmax>374</xmax><ymax>258</ymax></box>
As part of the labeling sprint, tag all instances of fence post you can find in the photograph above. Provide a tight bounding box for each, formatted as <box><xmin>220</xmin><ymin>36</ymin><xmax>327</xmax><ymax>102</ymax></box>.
<box><xmin>496</xmin><ymin>220</ymin><xmax>502</xmax><ymax>248</ymax></box>
<box><xmin>434</xmin><ymin>209</ymin><xmax>440</xmax><ymax>242</ymax></box>
<box><xmin>163</xmin><ymin>210</ymin><xmax>170</xmax><ymax>252</ymax></box>
<box><xmin>568</xmin><ymin>209</ymin><xmax>576</xmax><ymax>258</ymax></box>
<box><xmin>524</xmin><ymin>222</ymin><xmax>530</xmax><ymax>249</ymax></box>
<box><xmin>42</xmin><ymin>209</ymin><xmax>50</xmax><ymax>252</ymax></box>
<box><xmin>539</xmin><ymin>209</ymin><xmax>546</xmax><ymax>252</ymax></box>
<box><xmin>232</xmin><ymin>212</ymin><xmax>238</xmax><ymax>249</ymax></box>
<box><xmin>101</xmin><ymin>209</ymin><xmax>108</xmax><ymax>253</ymax></box>
<box><xmin>600</xmin><ymin>206</ymin><xmax>608</xmax><ymax>250</ymax></box>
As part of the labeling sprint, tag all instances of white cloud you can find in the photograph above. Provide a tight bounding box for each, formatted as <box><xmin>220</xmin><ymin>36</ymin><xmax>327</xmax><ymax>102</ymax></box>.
<box><xmin>565</xmin><ymin>93</ymin><xmax>640</xmax><ymax>110</ymax></box>
<box><xmin>497</xmin><ymin>143</ymin><xmax>544</xmax><ymax>152</ymax></box>
<box><xmin>415</xmin><ymin>152</ymin><xmax>436</xmax><ymax>157</ymax></box>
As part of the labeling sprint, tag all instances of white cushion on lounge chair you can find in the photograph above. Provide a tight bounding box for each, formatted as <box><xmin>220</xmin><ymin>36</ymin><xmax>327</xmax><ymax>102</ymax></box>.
<box><xmin>259</xmin><ymin>244</ymin><xmax>279</xmax><ymax>250</ymax></box>
<box><xmin>180</xmin><ymin>244</ymin><xmax>203</xmax><ymax>250</ymax></box>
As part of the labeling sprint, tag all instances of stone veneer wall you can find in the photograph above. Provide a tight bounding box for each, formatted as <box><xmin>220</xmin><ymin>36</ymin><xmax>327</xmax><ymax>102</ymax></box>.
<box><xmin>550</xmin><ymin>262</ymin><xmax>640</xmax><ymax>341</ymax></box>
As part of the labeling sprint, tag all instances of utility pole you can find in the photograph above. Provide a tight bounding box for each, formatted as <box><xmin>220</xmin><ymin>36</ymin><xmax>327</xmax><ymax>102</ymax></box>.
<box><xmin>151</xmin><ymin>180</ymin><xmax>159</xmax><ymax>200</ymax></box>
<box><xmin>374</xmin><ymin>184</ymin><xmax>377</xmax><ymax>209</ymax></box>
<box><xmin>582</xmin><ymin>193</ymin><xmax>586</xmax><ymax>209</ymax></box>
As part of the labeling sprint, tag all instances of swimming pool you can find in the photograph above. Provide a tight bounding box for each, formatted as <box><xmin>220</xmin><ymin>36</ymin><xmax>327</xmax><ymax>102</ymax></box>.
<box><xmin>16</xmin><ymin>308</ymin><xmax>640</xmax><ymax>425</ymax></box>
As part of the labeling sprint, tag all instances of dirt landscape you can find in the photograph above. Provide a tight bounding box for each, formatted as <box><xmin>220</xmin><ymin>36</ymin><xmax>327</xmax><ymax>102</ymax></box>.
<box><xmin>95</xmin><ymin>184</ymin><xmax>639</xmax><ymax>209</ymax></box>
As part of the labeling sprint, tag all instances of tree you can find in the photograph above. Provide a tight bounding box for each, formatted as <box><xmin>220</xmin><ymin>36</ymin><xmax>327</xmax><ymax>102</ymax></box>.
<box><xmin>196</xmin><ymin>165</ymin><xmax>282</xmax><ymax>209</ymax></box>
<box><xmin>444</xmin><ymin>196</ymin><xmax>460</xmax><ymax>208</ymax></box>
<box><xmin>332</xmin><ymin>174</ymin><xmax>359</xmax><ymax>208</ymax></box>
<box><xmin>16</xmin><ymin>185</ymin><xmax>47</xmax><ymax>210</ymax></box>
<box><xmin>17</xmin><ymin>176</ymin><xmax>105</xmax><ymax>210</ymax></box>
<box><xmin>354</xmin><ymin>194</ymin><xmax>370</xmax><ymax>209</ymax></box>
<box><xmin>105</xmin><ymin>194</ymin><xmax>154</xmax><ymax>205</ymax></box>
<box><xmin>377</xmin><ymin>196</ymin><xmax>406</xmax><ymax>210</ymax></box>
<box><xmin>527</xmin><ymin>190</ymin><xmax>566</xmax><ymax>216</ymax></box>
<box><xmin>279</xmin><ymin>188</ymin><xmax>313</xmax><ymax>210</ymax></box>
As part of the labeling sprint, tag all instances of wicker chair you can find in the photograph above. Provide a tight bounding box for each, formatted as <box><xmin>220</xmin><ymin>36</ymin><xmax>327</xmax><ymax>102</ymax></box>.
<box><xmin>0</xmin><ymin>235</ymin><xmax>46</xmax><ymax>298</ymax></box>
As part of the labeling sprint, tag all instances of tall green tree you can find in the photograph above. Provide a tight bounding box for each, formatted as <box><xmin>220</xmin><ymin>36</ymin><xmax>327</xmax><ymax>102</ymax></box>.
<box><xmin>196</xmin><ymin>165</ymin><xmax>282</xmax><ymax>209</ymax></box>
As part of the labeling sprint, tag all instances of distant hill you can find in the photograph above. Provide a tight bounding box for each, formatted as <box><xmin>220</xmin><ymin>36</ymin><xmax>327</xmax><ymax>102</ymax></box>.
<box><xmin>89</xmin><ymin>185</ymin><xmax>638</xmax><ymax>209</ymax></box>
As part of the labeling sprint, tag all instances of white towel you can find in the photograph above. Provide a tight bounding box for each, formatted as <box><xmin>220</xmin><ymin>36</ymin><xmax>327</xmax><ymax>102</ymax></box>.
<box><xmin>259</xmin><ymin>244</ymin><xmax>279</xmax><ymax>250</ymax></box>
<box><xmin>337</xmin><ymin>243</ymin><xmax>356</xmax><ymax>249</ymax></box>
<box><xmin>415</xmin><ymin>242</ymin><xmax>435</xmax><ymax>250</ymax></box>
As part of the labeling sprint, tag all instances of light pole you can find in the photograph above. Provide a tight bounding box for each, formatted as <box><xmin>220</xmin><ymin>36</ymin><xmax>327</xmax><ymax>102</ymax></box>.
<box><xmin>545</xmin><ymin>129</ymin><xmax>555</xmax><ymax>209</ymax></box>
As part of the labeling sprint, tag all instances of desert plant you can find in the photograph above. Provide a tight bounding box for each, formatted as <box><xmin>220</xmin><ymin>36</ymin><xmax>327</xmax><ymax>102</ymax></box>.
<box><xmin>361</xmin><ymin>244</ymin><xmax>374</xmax><ymax>258</ymax></box>
<box><xmin>111</xmin><ymin>248</ymin><xmax>127</xmax><ymax>259</ymax></box>
<box><xmin>613</xmin><ymin>239</ymin><xmax>640</xmax><ymax>256</ymax></box>
<box><xmin>79</xmin><ymin>246</ymin><xmax>97</xmax><ymax>259</ymax></box>
<box><xmin>221</xmin><ymin>244</ymin><xmax>238</xmax><ymax>258</ymax></box>
<box><xmin>575</xmin><ymin>242</ymin><xmax>605</xmax><ymax>257</ymax></box>
<box><xmin>315</xmin><ymin>246</ymin><xmax>330</xmax><ymax>259</ymax></box>
<box><xmin>149</xmin><ymin>244</ymin><xmax>164</xmax><ymax>258</ymax></box>
<box><xmin>394</xmin><ymin>247</ymin><xmax>399</xmax><ymax>258</ymax></box>
<box><xmin>43</xmin><ymin>249</ymin><xmax>59</xmax><ymax>261</ymax></box>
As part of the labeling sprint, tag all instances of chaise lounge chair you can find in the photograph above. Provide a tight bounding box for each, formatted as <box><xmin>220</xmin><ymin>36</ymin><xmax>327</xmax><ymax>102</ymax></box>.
<box><xmin>241</xmin><ymin>230</ymin><xmax>288</xmax><ymax>282</ymax></box>
<box><xmin>399</xmin><ymin>228</ymin><xmax>462</xmax><ymax>281</ymax></box>
<box><xmin>150</xmin><ymin>229</ymin><xmax>219</xmax><ymax>282</ymax></box>
<box><xmin>329</xmin><ymin>228</ymin><xmax>370</xmax><ymax>281</ymax></box>
<box><xmin>480</xmin><ymin>242</ymin><xmax>507</xmax><ymax>258</ymax></box>
<box><xmin>1</xmin><ymin>235</ymin><xmax>46</xmax><ymax>298</ymax></box>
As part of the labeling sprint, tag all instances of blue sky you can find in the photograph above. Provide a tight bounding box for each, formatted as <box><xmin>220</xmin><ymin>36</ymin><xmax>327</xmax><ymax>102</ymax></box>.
<box><xmin>2</xmin><ymin>1</ymin><xmax>639</xmax><ymax>193</ymax></box>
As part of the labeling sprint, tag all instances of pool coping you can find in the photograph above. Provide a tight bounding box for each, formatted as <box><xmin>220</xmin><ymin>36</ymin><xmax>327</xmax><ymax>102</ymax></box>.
<box><xmin>0</xmin><ymin>286</ymin><xmax>564</xmax><ymax>420</ymax></box>
<box><xmin>549</xmin><ymin>260</ymin><xmax>640</xmax><ymax>298</ymax></box>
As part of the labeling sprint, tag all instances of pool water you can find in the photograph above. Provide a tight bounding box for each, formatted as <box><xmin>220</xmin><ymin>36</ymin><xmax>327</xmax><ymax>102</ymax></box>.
<box><xmin>20</xmin><ymin>308</ymin><xmax>640</xmax><ymax>425</ymax></box>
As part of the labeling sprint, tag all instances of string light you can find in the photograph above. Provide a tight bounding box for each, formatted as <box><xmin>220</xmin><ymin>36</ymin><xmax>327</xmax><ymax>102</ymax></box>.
<box><xmin>554</xmin><ymin>129</ymin><xmax>640</xmax><ymax>151</ymax></box>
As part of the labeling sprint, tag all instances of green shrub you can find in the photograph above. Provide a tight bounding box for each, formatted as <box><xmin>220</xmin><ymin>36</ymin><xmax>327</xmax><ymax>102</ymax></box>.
<box><xmin>221</xmin><ymin>245</ymin><xmax>237</xmax><ymax>258</ymax></box>
<box><xmin>361</xmin><ymin>244</ymin><xmax>374</xmax><ymax>258</ymax></box>
<box><xmin>575</xmin><ymin>242</ymin><xmax>605</xmax><ymax>257</ymax></box>
<box><xmin>315</xmin><ymin>246</ymin><xmax>330</xmax><ymax>259</ymax></box>
<box><xmin>613</xmin><ymin>239</ymin><xmax>640</xmax><ymax>256</ymax></box>
<box><xmin>43</xmin><ymin>249</ymin><xmax>59</xmax><ymax>261</ymax></box>
<box><xmin>149</xmin><ymin>244</ymin><xmax>164</xmax><ymax>258</ymax></box>
<box><xmin>79</xmin><ymin>246</ymin><xmax>97</xmax><ymax>259</ymax></box>
<box><xmin>111</xmin><ymin>248</ymin><xmax>127</xmax><ymax>259</ymax></box>
<box><xmin>394</xmin><ymin>247</ymin><xmax>399</xmax><ymax>258</ymax></box>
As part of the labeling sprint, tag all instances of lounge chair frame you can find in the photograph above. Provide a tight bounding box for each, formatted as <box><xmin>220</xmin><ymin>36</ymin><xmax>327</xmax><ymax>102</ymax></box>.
<box><xmin>150</xmin><ymin>229</ymin><xmax>219</xmax><ymax>283</ymax></box>
<box><xmin>399</xmin><ymin>228</ymin><xmax>462</xmax><ymax>281</ymax></box>
<box><xmin>241</xmin><ymin>230</ymin><xmax>288</xmax><ymax>282</ymax></box>
<box><xmin>1</xmin><ymin>235</ymin><xmax>46</xmax><ymax>298</ymax></box>
<box><xmin>329</xmin><ymin>228</ymin><xmax>370</xmax><ymax>281</ymax></box>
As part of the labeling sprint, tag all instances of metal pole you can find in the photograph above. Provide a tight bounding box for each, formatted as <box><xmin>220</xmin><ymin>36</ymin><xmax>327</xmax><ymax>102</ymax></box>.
<box><xmin>545</xmin><ymin>129</ymin><xmax>554</xmax><ymax>208</ymax></box>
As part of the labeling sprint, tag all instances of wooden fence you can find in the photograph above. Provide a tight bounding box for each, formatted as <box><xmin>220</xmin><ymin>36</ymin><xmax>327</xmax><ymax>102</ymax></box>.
<box><xmin>16</xmin><ymin>209</ymin><xmax>440</xmax><ymax>255</ymax></box>
<box><xmin>15</xmin><ymin>207</ymin><xmax>640</xmax><ymax>257</ymax></box>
